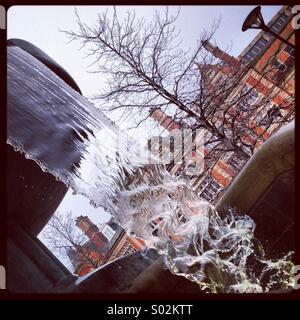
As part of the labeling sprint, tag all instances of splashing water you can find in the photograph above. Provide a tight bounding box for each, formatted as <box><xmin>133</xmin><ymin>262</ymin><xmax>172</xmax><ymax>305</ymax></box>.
<box><xmin>114</xmin><ymin>169</ymin><xmax>294</xmax><ymax>293</ymax></box>
<box><xmin>7</xmin><ymin>46</ymin><xmax>294</xmax><ymax>293</ymax></box>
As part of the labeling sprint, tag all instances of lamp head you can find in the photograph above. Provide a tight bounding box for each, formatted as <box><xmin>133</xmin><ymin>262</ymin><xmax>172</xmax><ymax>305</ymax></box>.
<box><xmin>242</xmin><ymin>6</ymin><xmax>266</xmax><ymax>32</ymax></box>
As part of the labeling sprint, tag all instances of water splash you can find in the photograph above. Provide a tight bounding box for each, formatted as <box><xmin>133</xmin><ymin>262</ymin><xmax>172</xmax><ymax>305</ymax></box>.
<box><xmin>114</xmin><ymin>168</ymin><xmax>294</xmax><ymax>293</ymax></box>
<box><xmin>7</xmin><ymin>46</ymin><xmax>294</xmax><ymax>293</ymax></box>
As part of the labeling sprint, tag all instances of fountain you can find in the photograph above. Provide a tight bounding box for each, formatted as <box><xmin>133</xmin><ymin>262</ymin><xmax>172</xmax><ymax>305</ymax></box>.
<box><xmin>6</xmin><ymin>39</ymin><xmax>295</xmax><ymax>293</ymax></box>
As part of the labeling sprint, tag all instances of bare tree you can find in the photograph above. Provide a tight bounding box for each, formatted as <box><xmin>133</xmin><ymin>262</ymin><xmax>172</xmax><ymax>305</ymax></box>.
<box><xmin>43</xmin><ymin>212</ymin><xmax>103</xmax><ymax>273</ymax></box>
<box><xmin>63</xmin><ymin>7</ymin><xmax>294</xmax><ymax>164</ymax></box>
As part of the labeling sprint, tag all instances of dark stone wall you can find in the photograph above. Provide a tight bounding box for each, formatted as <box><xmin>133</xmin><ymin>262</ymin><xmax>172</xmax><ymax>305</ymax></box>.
<box><xmin>246</xmin><ymin>168</ymin><xmax>294</xmax><ymax>258</ymax></box>
<box><xmin>7</xmin><ymin>224</ymin><xmax>76</xmax><ymax>293</ymax></box>
<box><xmin>7</xmin><ymin>144</ymin><xmax>68</xmax><ymax>235</ymax></box>
<box><xmin>217</xmin><ymin>122</ymin><xmax>295</xmax><ymax>258</ymax></box>
<box><xmin>74</xmin><ymin>249</ymin><xmax>160</xmax><ymax>293</ymax></box>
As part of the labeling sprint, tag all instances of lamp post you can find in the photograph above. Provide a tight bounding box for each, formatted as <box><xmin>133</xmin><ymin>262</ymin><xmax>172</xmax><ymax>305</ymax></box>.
<box><xmin>242</xmin><ymin>6</ymin><xmax>296</xmax><ymax>49</ymax></box>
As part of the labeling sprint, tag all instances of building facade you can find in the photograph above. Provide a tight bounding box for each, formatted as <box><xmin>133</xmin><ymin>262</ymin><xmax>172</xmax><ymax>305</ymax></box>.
<box><xmin>149</xmin><ymin>5</ymin><xmax>295</xmax><ymax>205</ymax></box>
<box><xmin>68</xmin><ymin>215</ymin><xmax>145</xmax><ymax>276</ymax></box>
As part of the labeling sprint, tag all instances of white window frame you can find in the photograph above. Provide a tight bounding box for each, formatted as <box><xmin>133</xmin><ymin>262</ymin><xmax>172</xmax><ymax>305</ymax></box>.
<box><xmin>243</xmin><ymin>37</ymin><xmax>269</xmax><ymax>62</ymax></box>
<box><xmin>198</xmin><ymin>177</ymin><xmax>222</xmax><ymax>202</ymax></box>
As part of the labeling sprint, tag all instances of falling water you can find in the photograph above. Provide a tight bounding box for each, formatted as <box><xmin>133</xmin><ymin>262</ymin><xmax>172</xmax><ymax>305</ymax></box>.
<box><xmin>7</xmin><ymin>46</ymin><xmax>294</xmax><ymax>293</ymax></box>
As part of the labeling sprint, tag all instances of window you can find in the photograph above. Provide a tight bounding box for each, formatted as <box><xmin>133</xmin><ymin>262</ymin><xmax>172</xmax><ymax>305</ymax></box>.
<box><xmin>205</xmin><ymin>139</ymin><xmax>220</xmax><ymax>150</ymax></box>
<box><xmin>227</xmin><ymin>154</ymin><xmax>247</xmax><ymax>172</ymax></box>
<box><xmin>210</xmin><ymin>180</ymin><xmax>221</xmax><ymax>193</ymax></box>
<box><xmin>102</xmin><ymin>225</ymin><xmax>116</xmax><ymax>241</ymax></box>
<box><xmin>257</xmin><ymin>110</ymin><xmax>280</xmax><ymax>131</ymax></box>
<box><xmin>239</xmin><ymin>85</ymin><xmax>259</xmax><ymax>109</ymax></box>
<box><xmin>149</xmin><ymin>221</ymin><xmax>157</xmax><ymax>230</ymax></box>
<box><xmin>284</xmin><ymin>45</ymin><xmax>295</xmax><ymax>57</ymax></box>
<box><xmin>254</xmin><ymin>37</ymin><xmax>269</xmax><ymax>51</ymax></box>
<box><xmin>198</xmin><ymin>177</ymin><xmax>222</xmax><ymax>202</ymax></box>
<box><xmin>246</xmin><ymin>88</ymin><xmax>259</xmax><ymax>105</ymax></box>
<box><xmin>178</xmin><ymin>213</ymin><xmax>187</xmax><ymax>223</ymax></box>
<box><xmin>261</xmin><ymin>106</ymin><xmax>283</xmax><ymax>126</ymax></box>
<box><xmin>273</xmin><ymin>59</ymin><xmax>287</xmax><ymax>72</ymax></box>
<box><xmin>255</xmin><ymin>108</ymin><xmax>268</xmax><ymax>123</ymax></box>
<box><xmin>200</xmin><ymin>189</ymin><xmax>214</xmax><ymax>202</ymax></box>
<box><xmin>270</xmin><ymin>13</ymin><xmax>289</xmax><ymax>33</ymax></box>
<box><xmin>272</xmin><ymin>53</ymin><xmax>294</xmax><ymax>82</ymax></box>
<box><xmin>243</xmin><ymin>37</ymin><xmax>269</xmax><ymax>62</ymax></box>
<box><xmin>209</xmin><ymin>69</ymin><xmax>217</xmax><ymax>79</ymax></box>
<box><xmin>149</xmin><ymin>217</ymin><xmax>163</xmax><ymax>236</ymax></box>
<box><xmin>244</xmin><ymin>50</ymin><xmax>256</xmax><ymax>62</ymax></box>
<box><xmin>260</xmin><ymin>113</ymin><xmax>272</xmax><ymax>128</ymax></box>
<box><xmin>205</xmin><ymin>133</ymin><xmax>220</xmax><ymax>151</ymax></box>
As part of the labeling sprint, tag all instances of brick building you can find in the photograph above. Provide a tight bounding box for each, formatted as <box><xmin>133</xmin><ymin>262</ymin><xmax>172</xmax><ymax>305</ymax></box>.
<box><xmin>68</xmin><ymin>216</ymin><xmax>145</xmax><ymax>276</ymax></box>
<box><xmin>149</xmin><ymin>5</ymin><xmax>295</xmax><ymax>204</ymax></box>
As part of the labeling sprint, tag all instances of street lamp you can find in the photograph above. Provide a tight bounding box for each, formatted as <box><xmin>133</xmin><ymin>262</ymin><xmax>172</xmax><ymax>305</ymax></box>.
<box><xmin>242</xmin><ymin>6</ymin><xmax>296</xmax><ymax>49</ymax></box>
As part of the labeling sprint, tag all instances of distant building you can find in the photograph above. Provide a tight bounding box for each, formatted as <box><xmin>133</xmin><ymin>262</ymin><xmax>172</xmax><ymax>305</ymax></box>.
<box><xmin>148</xmin><ymin>5</ymin><xmax>295</xmax><ymax>205</ymax></box>
<box><xmin>68</xmin><ymin>215</ymin><xmax>145</xmax><ymax>276</ymax></box>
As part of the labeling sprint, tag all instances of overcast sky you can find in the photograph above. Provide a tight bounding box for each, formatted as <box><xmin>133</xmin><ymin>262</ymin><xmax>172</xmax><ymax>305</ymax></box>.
<box><xmin>7</xmin><ymin>5</ymin><xmax>282</xmax><ymax>246</ymax></box>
